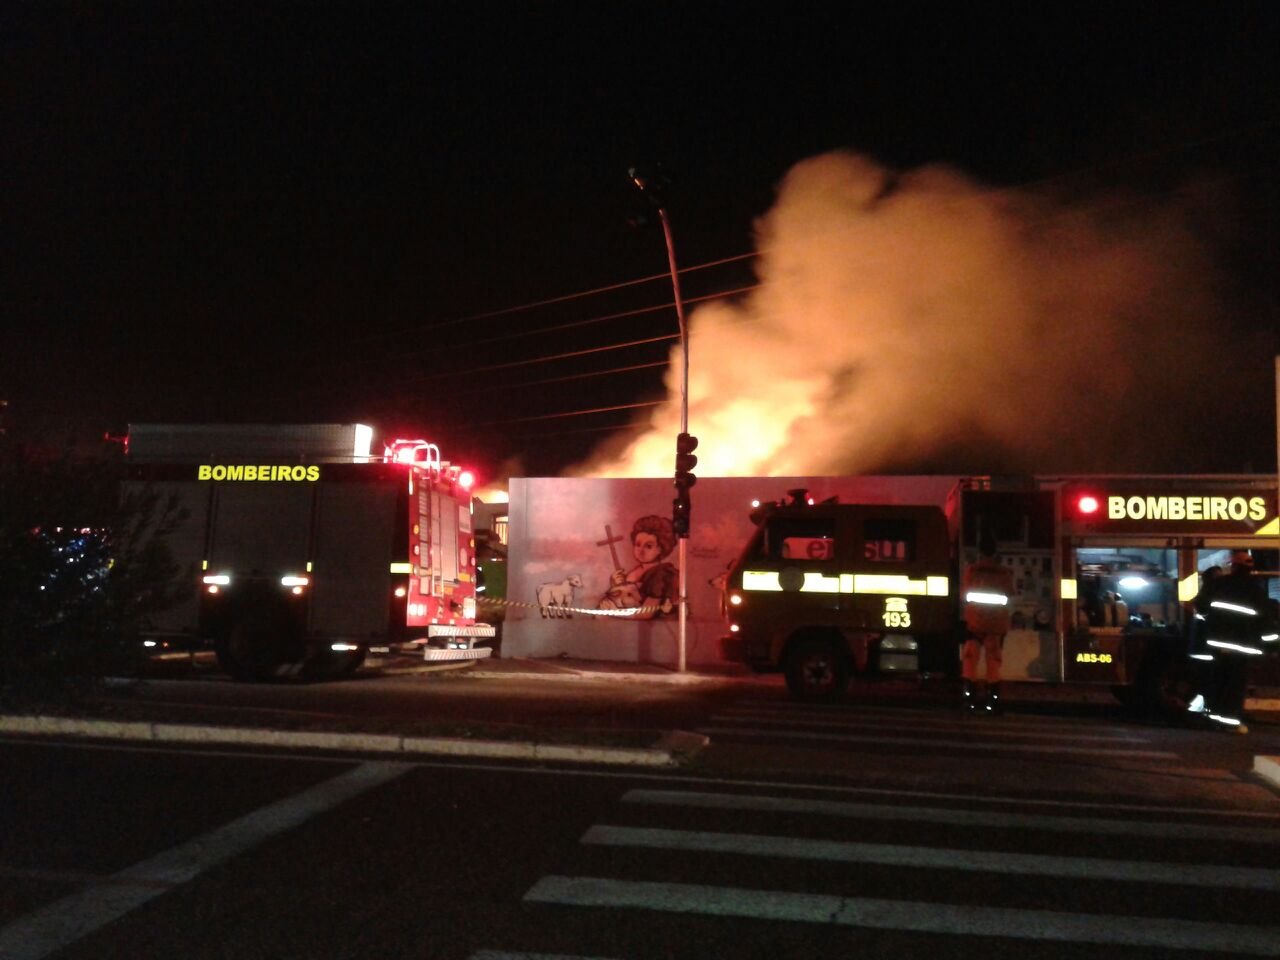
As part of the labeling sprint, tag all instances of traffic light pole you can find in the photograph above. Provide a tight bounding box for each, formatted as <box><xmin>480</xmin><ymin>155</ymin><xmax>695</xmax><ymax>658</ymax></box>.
<box><xmin>657</xmin><ymin>205</ymin><xmax>690</xmax><ymax>673</ymax></box>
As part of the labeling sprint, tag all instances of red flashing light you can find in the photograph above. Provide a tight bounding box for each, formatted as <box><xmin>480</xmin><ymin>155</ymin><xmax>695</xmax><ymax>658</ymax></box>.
<box><xmin>1077</xmin><ymin>495</ymin><xmax>1100</xmax><ymax>515</ymax></box>
<box><xmin>457</xmin><ymin>470</ymin><xmax>475</xmax><ymax>491</ymax></box>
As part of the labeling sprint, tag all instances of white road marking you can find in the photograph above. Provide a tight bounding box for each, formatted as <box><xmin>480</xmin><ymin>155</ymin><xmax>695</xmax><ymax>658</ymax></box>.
<box><xmin>582</xmin><ymin>824</ymin><xmax>1280</xmax><ymax>891</ymax></box>
<box><xmin>468</xmin><ymin>952</ymin><xmax>620</xmax><ymax>960</ymax></box>
<box><xmin>698</xmin><ymin>725</ymin><xmax>1178</xmax><ymax>758</ymax></box>
<box><xmin>0</xmin><ymin>761</ymin><xmax>410</xmax><ymax>960</ymax></box>
<box><xmin>525</xmin><ymin>876</ymin><xmax>1280</xmax><ymax>954</ymax></box>
<box><xmin>622</xmin><ymin>788</ymin><xmax>1280</xmax><ymax>844</ymax></box>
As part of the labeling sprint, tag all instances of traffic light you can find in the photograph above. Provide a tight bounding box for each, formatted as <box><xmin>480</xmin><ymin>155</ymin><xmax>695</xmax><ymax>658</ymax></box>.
<box><xmin>672</xmin><ymin>432</ymin><xmax>698</xmax><ymax>538</ymax></box>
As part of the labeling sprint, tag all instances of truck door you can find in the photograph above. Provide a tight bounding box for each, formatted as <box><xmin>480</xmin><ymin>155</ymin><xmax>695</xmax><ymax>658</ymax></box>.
<box><xmin>311</xmin><ymin>480</ymin><xmax>400</xmax><ymax>639</ymax></box>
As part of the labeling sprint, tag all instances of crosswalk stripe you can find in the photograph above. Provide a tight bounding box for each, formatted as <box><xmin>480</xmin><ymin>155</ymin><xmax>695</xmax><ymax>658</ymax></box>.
<box><xmin>526</xmin><ymin>876</ymin><xmax>1280</xmax><ymax>954</ymax></box>
<box><xmin>621</xmin><ymin>788</ymin><xmax>1280</xmax><ymax>845</ymax></box>
<box><xmin>698</xmin><ymin>725</ymin><xmax>1178</xmax><ymax>758</ymax></box>
<box><xmin>0</xmin><ymin>761</ymin><xmax>412</xmax><ymax>960</ymax></box>
<box><xmin>709</xmin><ymin>710</ymin><xmax>1149</xmax><ymax>742</ymax></box>
<box><xmin>582</xmin><ymin>825</ymin><xmax>1280</xmax><ymax>891</ymax></box>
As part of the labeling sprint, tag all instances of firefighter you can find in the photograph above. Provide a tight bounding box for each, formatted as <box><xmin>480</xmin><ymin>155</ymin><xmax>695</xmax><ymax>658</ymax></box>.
<box><xmin>1191</xmin><ymin>550</ymin><xmax>1270</xmax><ymax>734</ymax></box>
<box><xmin>961</xmin><ymin>534</ymin><xmax>1015</xmax><ymax>714</ymax></box>
<box><xmin>1183</xmin><ymin>564</ymin><xmax>1221</xmax><ymax>716</ymax></box>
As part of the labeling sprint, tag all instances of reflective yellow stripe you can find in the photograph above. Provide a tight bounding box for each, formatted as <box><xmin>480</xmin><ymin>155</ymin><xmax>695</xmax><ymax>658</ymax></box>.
<box><xmin>849</xmin><ymin>574</ymin><xmax>927</xmax><ymax>595</ymax></box>
<box><xmin>743</xmin><ymin>569</ymin><xmax>949</xmax><ymax>596</ymax></box>
<box><xmin>802</xmin><ymin>572</ymin><xmax>840</xmax><ymax>593</ymax></box>
<box><xmin>1061</xmin><ymin>578</ymin><xmax>1077</xmax><ymax>600</ymax></box>
<box><xmin>742</xmin><ymin>570</ymin><xmax>782</xmax><ymax>591</ymax></box>
<box><xmin>1178</xmin><ymin>573</ymin><xmax>1199</xmax><ymax>603</ymax></box>
<box><xmin>390</xmin><ymin>562</ymin><xmax>413</xmax><ymax>575</ymax></box>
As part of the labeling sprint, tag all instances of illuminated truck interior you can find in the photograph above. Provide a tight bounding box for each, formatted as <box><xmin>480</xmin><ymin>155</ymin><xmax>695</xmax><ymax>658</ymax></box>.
<box><xmin>1075</xmin><ymin>550</ymin><xmax>1179</xmax><ymax>630</ymax></box>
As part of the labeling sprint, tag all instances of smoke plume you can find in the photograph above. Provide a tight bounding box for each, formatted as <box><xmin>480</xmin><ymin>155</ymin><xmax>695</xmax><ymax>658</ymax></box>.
<box><xmin>577</xmin><ymin>150</ymin><xmax>1268</xmax><ymax>478</ymax></box>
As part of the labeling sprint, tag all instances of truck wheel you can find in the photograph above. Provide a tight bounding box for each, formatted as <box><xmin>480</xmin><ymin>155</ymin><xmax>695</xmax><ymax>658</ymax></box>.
<box><xmin>305</xmin><ymin>645</ymin><xmax>368</xmax><ymax>681</ymax></box>
<box><xmin>216</xmin><ymin>617</ymin><xmax>299</xmax><ymax>682</ymax></box>
<box><xmin>785</xmin><ymin>638</ymin><xmax>850</xmax><ymax>701</ymax></box>
<box><xmin>1118</xmin><ymin>648</ymin><xmax>1191</xmax><ymax>717</ymax></box>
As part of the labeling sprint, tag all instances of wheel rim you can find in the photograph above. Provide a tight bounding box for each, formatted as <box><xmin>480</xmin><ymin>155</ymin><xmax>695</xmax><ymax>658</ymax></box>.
<box><xmin>802</xmin><ymin>652</ymin><xmax>836</xmax><ymax>691</ymax></box>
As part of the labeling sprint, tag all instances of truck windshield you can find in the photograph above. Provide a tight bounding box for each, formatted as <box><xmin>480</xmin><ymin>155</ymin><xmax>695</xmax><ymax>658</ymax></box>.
<box><xmin>752</xmin><ymin>518</ymin><xmax>837</xmax><ymax>561</ymax></box>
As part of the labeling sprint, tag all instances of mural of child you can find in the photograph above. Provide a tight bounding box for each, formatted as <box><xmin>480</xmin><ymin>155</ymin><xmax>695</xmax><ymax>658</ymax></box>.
<box><xmin>598</xmin><ymin>514</ymin><xmax>678</xmax><ymax>619</ymax></box>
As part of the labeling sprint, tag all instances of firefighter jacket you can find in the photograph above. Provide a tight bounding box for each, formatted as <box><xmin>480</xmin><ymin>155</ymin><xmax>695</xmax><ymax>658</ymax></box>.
<box><xmin>1194</xmin><ymin>569</ymin><xmax>1275</xmax><ymax>657</ymax></box>
<box><xmin>963</xmin><ymin>556</ymin><xmax>1015</xmax><ymax>636</ymax></box>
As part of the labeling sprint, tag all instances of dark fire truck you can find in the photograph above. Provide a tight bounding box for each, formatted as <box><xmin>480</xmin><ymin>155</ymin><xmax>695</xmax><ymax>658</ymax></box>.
<box><xmin>125</xmin><ymin>423</ymin><xmax>494</xmax><ymax>680</ymax></box>
<box><xmin>722</xmin><ymin>477</ymin><xmax>1278</xmax><ymax>703</ymax></box>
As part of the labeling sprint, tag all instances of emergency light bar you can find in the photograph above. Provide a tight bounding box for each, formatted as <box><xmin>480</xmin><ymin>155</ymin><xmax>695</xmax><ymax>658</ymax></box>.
<box><xmin>965</xmin><ymin>591</ymin><xmax>1008</xmax><ymax>606</ymax></box>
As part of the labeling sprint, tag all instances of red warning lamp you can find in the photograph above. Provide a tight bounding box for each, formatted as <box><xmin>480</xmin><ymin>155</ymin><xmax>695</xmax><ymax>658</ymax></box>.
<box><xmin>457</xmin><ymin>470</ymin><xmax>475</xmax><ymax>491</ymax></box>
<box><xmin>1077</xmin><ymin>494</ymin><xmax>1100</xmax><ymax>515</ymax></box>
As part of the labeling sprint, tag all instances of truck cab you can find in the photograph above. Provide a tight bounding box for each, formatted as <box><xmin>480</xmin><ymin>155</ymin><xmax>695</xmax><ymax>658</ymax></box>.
<box><xmin>722</xmin><ymin>490</ymin><xmax>956</xmax><ymax>699</ymax></box>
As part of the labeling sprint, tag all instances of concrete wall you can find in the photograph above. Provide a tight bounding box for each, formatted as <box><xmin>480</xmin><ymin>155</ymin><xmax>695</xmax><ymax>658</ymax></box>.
<box><xmin>502</xmin><ymin>475</ymin><xmax>959</xmax><ymax>666</ymax></box>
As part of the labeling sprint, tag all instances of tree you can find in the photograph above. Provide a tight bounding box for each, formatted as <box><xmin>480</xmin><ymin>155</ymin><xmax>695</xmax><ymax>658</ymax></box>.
<box><xmin>0</xmin><ymin>438</ymin><xmax>185</xmax><ymax>707</ymax></box>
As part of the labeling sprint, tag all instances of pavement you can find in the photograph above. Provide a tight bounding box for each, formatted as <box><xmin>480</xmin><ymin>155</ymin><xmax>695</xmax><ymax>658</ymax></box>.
<box><xmin>1</xmin><ymin>655</ymin><xmax>1278</xmax><ymax>787</ymax></box>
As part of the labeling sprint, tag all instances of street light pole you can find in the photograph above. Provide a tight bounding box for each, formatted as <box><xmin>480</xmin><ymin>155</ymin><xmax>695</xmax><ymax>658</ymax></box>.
<box><xmin>630</xmin><ymin>167</ymin><xmax>690</xmax><ymax>673</ymax></box>
<box><xmin>658</xmin><ymin>205</ymin><xmax>690</xmax><ymax>674</ymax></box>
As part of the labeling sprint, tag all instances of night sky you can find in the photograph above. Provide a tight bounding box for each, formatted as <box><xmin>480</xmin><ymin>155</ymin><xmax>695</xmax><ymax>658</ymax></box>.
<box><xmin>4</xmin><ymin>3</ymin><xmax>1278</xmax><ymax>480</ymax></box>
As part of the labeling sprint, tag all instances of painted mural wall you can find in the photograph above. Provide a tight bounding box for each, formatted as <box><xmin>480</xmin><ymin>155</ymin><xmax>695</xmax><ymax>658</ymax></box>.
<box><xmin>502</xmin><ymin>475</ymin><xmax>961</xmax><ymax>666</ymax></box>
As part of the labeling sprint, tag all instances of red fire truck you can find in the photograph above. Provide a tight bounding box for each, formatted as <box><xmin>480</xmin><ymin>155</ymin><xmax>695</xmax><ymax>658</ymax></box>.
<box><xmin>124</xmin><ymin>423</ymin><xmax>494</xmax><ymax>680</ymax></box>
<box><xmin>722</xmin><ymin>477</ymin><xmax>1278</xmax><ymax>703</ymax></box>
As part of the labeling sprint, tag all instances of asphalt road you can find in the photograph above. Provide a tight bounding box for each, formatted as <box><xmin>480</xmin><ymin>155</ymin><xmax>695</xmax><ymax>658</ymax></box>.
<box><xmin>3</xmin><ymin>667</ymin><xmax>1280</xmax><ymax>958</ymax></box>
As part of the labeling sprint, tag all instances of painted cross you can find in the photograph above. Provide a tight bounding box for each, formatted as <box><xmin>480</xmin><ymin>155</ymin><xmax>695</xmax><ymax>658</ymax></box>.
<box><xmin>597</xmin><ymin>524</ymin><xmax>625</xmax><ymax>570</ymax></box>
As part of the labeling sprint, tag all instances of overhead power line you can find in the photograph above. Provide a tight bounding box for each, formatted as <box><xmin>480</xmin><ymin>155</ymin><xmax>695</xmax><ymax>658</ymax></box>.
<box><xmin>397</xmin><ymin>333</ymin><xmax>680</xmax><ymax>385</ymax></box>
<box><xmin>460</xmin><ymin>284</ymin><xmax>757</xmax><ymax>351</ymax></box>
<box><xmin>477</xmin><ymin>400</ymin><xmax>663</xmax><ymax>427</ymax></box>
<box><xmin>455</xmin><ymin>360</ymin><xmax>669</xmax><ymax>395</ymax></box>
<box><xmin>346</xmin><ymin>251</ymin><xmax>758</xmax><ymax>346</ymax></box>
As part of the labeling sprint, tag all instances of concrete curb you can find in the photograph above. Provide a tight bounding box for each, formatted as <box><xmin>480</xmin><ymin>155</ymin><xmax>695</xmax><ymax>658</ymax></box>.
<box><xmin>1255</xmin><ymin>756</ymin><xmax>1280</xmax><ymax>791</ymax></box>
<box><xmin>465</xmin><ymin>661</ymin><xmax>754</xmax><ymax>685</ymax></box>
<box><xmin>0</xmin><ymin>715</ymin><xmax>702</xmax><ymax>768</ymax></box>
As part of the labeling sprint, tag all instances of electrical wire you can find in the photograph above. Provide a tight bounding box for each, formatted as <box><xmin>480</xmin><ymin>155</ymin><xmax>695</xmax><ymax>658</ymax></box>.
<box><xmin>398</xmin><ymin>333</ymin><xmax>681</xmax><ymax>385</ymax></box>
<box><xmin>345</xmin><ymin>251</ymin><xmax>759</xmax><ymax>345</ymax></box>
<box><xmin>460</xmin><ymin>284</ymin><xmax>757</xmax><ymax>350</ymax></box>
<box><xmin>476</xmin><ymin>400</ymin><xmax>663</xmax><ymax>427</ymax></box>
<box><xmin>455</xmin><ymin>360</ymin><xmax>669</xmax><ymax>395</ymax></box>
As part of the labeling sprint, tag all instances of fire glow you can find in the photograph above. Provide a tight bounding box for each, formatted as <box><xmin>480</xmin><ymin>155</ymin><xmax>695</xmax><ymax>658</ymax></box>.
<box><xmin>575</xmin><ymin>151</ymin><xmax>1248</xmax><ymax>479</ymax></box>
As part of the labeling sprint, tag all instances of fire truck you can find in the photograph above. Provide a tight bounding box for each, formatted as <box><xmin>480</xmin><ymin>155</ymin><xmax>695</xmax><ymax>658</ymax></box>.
<box><xmin>124</xmin><ymin>423</ymin><xmax>494</xmax><ymax>681</ymax></box>
<box><xmin>722</xmin><ymin>477</ymin><xmax>1278</xmax><ymax>703</ymax></box>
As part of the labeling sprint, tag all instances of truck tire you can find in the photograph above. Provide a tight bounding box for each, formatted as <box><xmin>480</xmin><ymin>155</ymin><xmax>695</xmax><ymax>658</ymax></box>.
<box><xmin>215</xmin><ymin>607</ymin><xmax>306</xmax><ymax>682</ymax></box>
<box><xmin>785</xmin><ymin>637</ymin><xmax>850</xmax><ymax>701</ymax></box>
<box><xmin>305</xmin><ymin>645</ymin><xmax>368</xmax><ymax>681</ymax></box>
<box><xmin>1116</xmin><ymin>642</ymin><xmax>1190</xmax><ymax>717</ymax></box>
<box><xmin>215</xmin><ymin>619</ymin><xmax>281</xmax><ymax>682</ymax></box>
